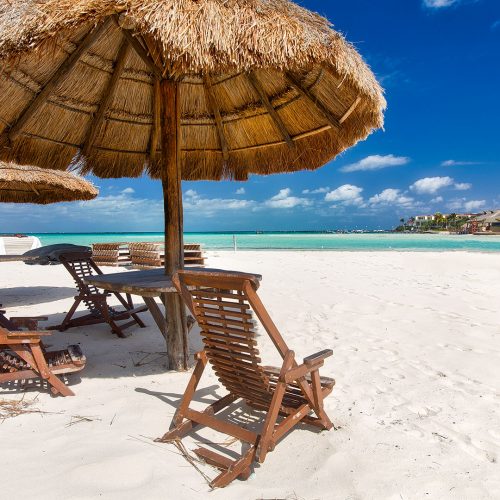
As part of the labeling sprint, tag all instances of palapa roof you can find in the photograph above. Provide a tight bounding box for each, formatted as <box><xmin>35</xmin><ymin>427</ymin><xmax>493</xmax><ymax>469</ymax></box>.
<box><xmin>471</xmin><ymin>211</ymin><xmax>500</xmax><ymax>224</ymax></box>
<box><xmin>0</xmin><ymin>161</ymin><xmax>98</xmax><ymax>203</ymax></box>
<box><xmin>0</xmin><ymin>0</ymin><xmax>386</xmax><ymax>181</ymax></box>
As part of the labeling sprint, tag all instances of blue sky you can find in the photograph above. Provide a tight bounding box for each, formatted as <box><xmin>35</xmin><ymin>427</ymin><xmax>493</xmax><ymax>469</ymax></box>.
<box><xmin>2</xmin><ymin>0</ymin><xmax>499</xmax><ymax>232</ymax></box>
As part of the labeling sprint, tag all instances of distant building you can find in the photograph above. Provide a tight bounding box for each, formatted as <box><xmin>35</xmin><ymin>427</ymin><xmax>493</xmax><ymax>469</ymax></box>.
<box><xmin>464</xmin><ymin>210</ymin><xmax>500</xmax><ymax>234</ymax></box>
<box><xmin>412</xmin><ymin>215</ymin><xmax>435</xmax><ymax>227</ymax></box>
<box><xmin>407</xmin><ymin>213</ymin><xmax>480</xmax><ymax>230</ymax></box>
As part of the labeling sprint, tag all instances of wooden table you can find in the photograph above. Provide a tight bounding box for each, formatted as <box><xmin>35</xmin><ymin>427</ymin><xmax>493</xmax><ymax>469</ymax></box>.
<box><xmin>85</xmin><ymin>268</ymin><xmax>261</xmax><ymax>364</ymax></box>
<box><xmin>85</xmin><ymin>268</ymin><xmax>184</xmax><ymax>341</ymax></box>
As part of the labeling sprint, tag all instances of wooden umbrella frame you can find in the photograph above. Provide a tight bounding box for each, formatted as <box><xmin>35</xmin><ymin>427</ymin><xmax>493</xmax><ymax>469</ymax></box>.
<box><xmin>0</xmin><ymin>6</ymin><xmax>386</xmax><ymax>370</ymax></box>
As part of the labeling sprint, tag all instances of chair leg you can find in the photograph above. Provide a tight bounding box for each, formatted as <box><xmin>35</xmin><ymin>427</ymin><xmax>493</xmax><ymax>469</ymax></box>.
<box><xmin>311</xmin><ymin>370</ymin><xmax>333</xmax><ymax>430</ymax></box>
<box><xmin>257</xmin><ymin>350</ymin><xmax>295</xmax><ymax>463</ymax></box>
<box><xmin>159</xmin><ymin>353</ymin><xmax>207</xmax><ymax>441</ymax></box>
<box><xmin>11</xmin><ymin>345</ymin><xmax>74</xmax><ymax>397</ymax></box>
<box><xmin>131</xmin><ymin>312</ymin><xmax>146</xmax><ymax>328</ymax></box>
<box><xmin>96</xmin><ymin>299</ymin><xmax>127</xmax><ymax>338</ymax></box>
<box><xmin>30</xmin><ymin>344</ymin><xmax>75</xmax><ymax>396</ymax></box>
<box><xmin>210</xmin><ymin>446</ymin><xmax>257</xmax><ymax>488</ymax></box>
<box><xmin>53</xmin><ymin>297</ymin><xmax>82</xmax><ymax>331</ymax></box>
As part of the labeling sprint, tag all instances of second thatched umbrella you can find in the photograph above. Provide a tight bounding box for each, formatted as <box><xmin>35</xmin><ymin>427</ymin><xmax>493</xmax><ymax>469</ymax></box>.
<box><xmin>0</xmin><ymin>0</ymin><xmax>386</xmax><ymax>369</ymax></box>
<box><xmin>0</xmin><ymin>161</ymin><xmax>98</xmax><ymax>204</ymax></box>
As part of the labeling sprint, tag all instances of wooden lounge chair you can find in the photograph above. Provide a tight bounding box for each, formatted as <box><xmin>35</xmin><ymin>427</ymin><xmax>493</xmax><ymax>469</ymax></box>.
<box><xmin>1</xmin><ymin>312</ymin><xmax>86</xmax><ymax>396</ymax></box>
<box><xmin>129</xmin><ymin>242</ymin><xmax>205</xmax><ymax>269</ymax></box>
<box><xmin>91</xmin><ymin>242</ymin><xmax>131</xmax><ymax>267</ymax></box>
<box><xmin>52</xmin><ymin>251</ymin><xmax>147</xmax><ymax>338</ymax></box>
<box><xmin>157</xmin><ymin>269</ymin><xmax>335</xmax><ymax>488</ymax></box>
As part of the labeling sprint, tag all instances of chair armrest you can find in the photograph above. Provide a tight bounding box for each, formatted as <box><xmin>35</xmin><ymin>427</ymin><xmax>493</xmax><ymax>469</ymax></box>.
<box><xmin>10</xmin><ymin>316</ymin><xmax>49</xmax><ymax>330</ymax></box>
<box><xmin>6</xmin><ymin>330</ymin><xmax>52</xmax><ymax>338</ymax></box>
<box><xmin>284</xmin><ymin>349</ymin><xmax>333</xmax><ymax>382</ymax></box>
<box><xmin>303</xmin><ymin>349</ymin><xmax>333</xmax><ymax>367</ymax></box>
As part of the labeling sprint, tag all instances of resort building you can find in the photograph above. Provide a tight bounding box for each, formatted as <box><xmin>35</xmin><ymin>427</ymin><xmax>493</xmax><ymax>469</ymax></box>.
<box><xmin>411</xmin><ymin>215</ymin><xmax>435</xmax><ymax>227</ymax></box>
<box><xmin>463</xmin><ymin>210</ymin><xmax>500</xmax><ymax>234</ymax></box>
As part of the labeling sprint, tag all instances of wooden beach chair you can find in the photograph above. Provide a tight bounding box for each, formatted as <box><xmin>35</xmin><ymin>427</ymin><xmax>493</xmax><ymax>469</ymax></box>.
<box><xmin>52</xmin><ymin>251</ymin><xmax>147</xmax><ymax>338</ymax></box>
<box><xmin>157</xmin><ymin>269</ymin><xmax>335</xmax><ymax>488</ymax></box>
<box><xmin>1</xmin><ymin>313</ymin><xmax>85</xmax><ymax>396</ymax></box>
<box><xmin>91</xmin><ymin>242</ymin><xmax>131</xmax><ymax>267</ymax></box>
<box><xmin>129</xmin><ymin>242</ymin><xmax>205</xmax><ymax>269</ymax></box>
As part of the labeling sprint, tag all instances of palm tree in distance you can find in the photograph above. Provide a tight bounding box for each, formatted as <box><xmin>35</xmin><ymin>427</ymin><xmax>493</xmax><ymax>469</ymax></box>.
<box><xmin>434</xmin><ymin>212</ymin><xmax>445</xmax><ymax>229</ymax></box>
<box><xmin>446</xmin><ymin>213</ymin><xmax>457</xmax><ymax>230</ymax></box>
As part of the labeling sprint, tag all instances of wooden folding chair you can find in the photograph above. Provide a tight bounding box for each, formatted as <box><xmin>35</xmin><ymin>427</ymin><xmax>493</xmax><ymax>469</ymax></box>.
<box><xmin>157</xmin><ymin>269</ymin><xmax>335</xmax><ymax>488</ymax></box>
<box><xmin>51</xmin><ymin>251</ymin><xmax>147</xmax><ymax>338</ymax></box>
<box><xmin>1</xmin><ymin>313</ymin><xmax>86</xmax><ymax>396</ymax></box>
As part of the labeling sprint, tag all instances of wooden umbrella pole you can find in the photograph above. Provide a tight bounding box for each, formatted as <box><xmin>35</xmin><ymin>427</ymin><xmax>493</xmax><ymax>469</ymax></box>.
<box><xmin>160</xmin><ymin>78</ymin><xmax>188</xmax><ymax>371</ymax></box>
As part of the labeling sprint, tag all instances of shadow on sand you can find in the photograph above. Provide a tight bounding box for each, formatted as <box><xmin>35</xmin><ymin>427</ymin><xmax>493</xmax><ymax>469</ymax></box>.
<box><xmin>0</xmin><ymin>286</ymin><xmax>77</xmax><ymax>306</ymax></box>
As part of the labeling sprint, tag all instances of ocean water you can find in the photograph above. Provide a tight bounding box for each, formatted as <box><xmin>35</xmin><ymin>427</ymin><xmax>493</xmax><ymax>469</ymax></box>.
<box><xmin>28</xmin><ymin>232</ymin><xmax>500</xmax><ymax>252</ymax></box>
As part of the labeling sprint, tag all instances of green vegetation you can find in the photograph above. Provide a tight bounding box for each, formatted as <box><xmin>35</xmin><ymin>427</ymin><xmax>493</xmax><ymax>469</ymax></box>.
<box><xmin>395</xmin><ymin>212</ymin><xmax>472</xmax><ymax>232</ymax></box>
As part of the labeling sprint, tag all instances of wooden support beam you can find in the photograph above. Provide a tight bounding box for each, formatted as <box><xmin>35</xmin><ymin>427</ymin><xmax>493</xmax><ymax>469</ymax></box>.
<box><xmin>160</xmin><ymin>79</ymin><xmax>183</xmax><ymax>275</ymax></box>
<box><xmin>142</xmin><ymin>34</ymin><xmax>167</xmax><ymax>77</ymax></box>
<box><xmin>4</xmin><ymin>19</ymin><xmax>111</xmax><ymax>145</ymax></box>
<box><xmin>82</xmin><ymin>38</ymin><xmax>129</xmax><ymax>157</ymax></box>
<box><xmin>339</xmin><ymin>96</ymin><xmax>361</xmax><ymax>124</ymax></box>
<box><xmin>247</xmin><ymin>72</ymin><xmax>293</xmax><ymax>148</ymax></box>
<box><xmin>149</xmin><ymin>78</ymin><xmax>161</xmax><ymax>163</ymax></box>
<box><xmin>203</xmin><ymin>75</ymin><xmax>229</xmax><ymax>162</ymax></box>
<box><xmin>285</xmin><ymin>71</ymin><xmax>341</xmax><ymax>130</ymax></box>
<box><xmin>115</xmin><ymin>19</ymin><xmax>163</xmax><ymax>79</ymax></box>
<box><xmin>159</xmin><ymin>78</ymin><xmax>188</xmax><ymax>371</ymax></box>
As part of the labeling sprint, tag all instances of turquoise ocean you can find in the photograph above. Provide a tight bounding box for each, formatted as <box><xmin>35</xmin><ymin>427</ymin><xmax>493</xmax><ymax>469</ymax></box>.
<box><xmin>28</xmin><ymin>232</ymin><xmax>500</xmax><ymax>252</ymax></box>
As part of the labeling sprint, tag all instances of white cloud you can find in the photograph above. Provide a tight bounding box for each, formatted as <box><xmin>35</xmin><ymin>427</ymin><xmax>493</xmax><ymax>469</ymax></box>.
<box><xmin>264</xmin><ymin>188</ymin><xmax>311</xmax><ymax>209</ymax></box>
<box><xmin>340</xmin><ymin>155</ymin><xmax>410</xmax><ymax>173</ymax></box>
<box><xmin>447</xmin><ymin>198</ymin><xmax>486</xmax><ymax>212</ymax></box>
<box><xmin>369</xmin><ymin>189</ymin><xmax>415</xmax><ymax>207</ymax></box>
<box><xmin>430</xmin><ymin>196</ymin><xmax>444</xmax><ymax>204</ymax></box>
<box><xmin>464</xmin><ymin>200</ymin><xmax>486</xmax><ymax>212</ymax></box>
<box><xmin>121</xmin><ymin>187</ymin><xmax>135</xmax><ymax>194</ymax></box>
<box><xmin>184</xmin><ymin>189</ymin><xmax>255</xmax><ymax>216</ymax></box>
<box><xmin>236</xmin><ymin>187</ymin><xmax>245</xmax><ymax>195</ymax></box>
<box><xmin>302</xmin><ymin>187</ymin><xmax>330</xmax><ymax>194</ymax></box>
<box><xmin>423</xmin><ymin>0</ymin><xmax>457</xmax><ymax>7</ymax></box>
<box><xmin>410</xmin><ymin>176</ymin><xmax>454</xmax><ymax>195</ymax></box>
<box><xmin>442</xmin><ymin>159</ymin><xmax>481</xmax><ymax>166</ymax></box>
<box><xmin>454</xmin><ymin>182</ymin><xmax>472</xmax><ymax>191</ymax></box>
<box><xmin>325</xmin><ymin>185</ymin><xmax>364</xmax><ymax>206</ymax></box>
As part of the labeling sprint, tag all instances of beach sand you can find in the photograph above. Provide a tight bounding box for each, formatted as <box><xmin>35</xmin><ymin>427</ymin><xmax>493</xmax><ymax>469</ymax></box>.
<box><xmin>0</xmin><ymin>251</ymin><xmax>498</xmax><ymax>499</ymax></box>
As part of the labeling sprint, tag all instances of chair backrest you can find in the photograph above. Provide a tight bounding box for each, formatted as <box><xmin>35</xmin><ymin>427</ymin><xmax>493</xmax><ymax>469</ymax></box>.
<box><xmin>59</xmin><ymin>251</ymin><xmax>105</xmax><ymax>312</ymax></box>
<box><xmin>173</xmin><ymin>270</ymin><xmax>290</xmax><ymax>403</ymax></box>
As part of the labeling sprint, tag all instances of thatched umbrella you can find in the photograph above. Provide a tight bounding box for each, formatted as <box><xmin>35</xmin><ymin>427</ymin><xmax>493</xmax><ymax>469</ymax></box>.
<box><xmin>0</xmin><ymin>161</ymin><xmax>98</xmax><ymax>203</ymax></box>
<box><xmin>0</xmin><ymin>0</ymin><xmax>385</xmax><ymax>369</ymax></box>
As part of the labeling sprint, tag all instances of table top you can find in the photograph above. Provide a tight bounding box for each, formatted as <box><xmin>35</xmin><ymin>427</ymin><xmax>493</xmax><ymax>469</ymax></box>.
<box><xmin>85</xmin><ymin>267</ymin><xmax>262</xmax><ymax>297</ymax></box>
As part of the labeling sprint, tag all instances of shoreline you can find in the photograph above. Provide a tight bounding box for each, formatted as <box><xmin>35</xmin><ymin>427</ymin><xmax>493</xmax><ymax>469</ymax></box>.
<box><xmin>4</xmin><ymin>232</ymin><xmax>499</xmax><ymax>253</ymax></box>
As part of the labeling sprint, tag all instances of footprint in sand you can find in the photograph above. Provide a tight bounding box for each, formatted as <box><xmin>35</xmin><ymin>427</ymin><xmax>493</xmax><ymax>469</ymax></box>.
<box><xmin>433</xmin><ymin>425</ymin><xmax>499</xmax><ymax>464</ymax></box>
<box><xmin>406</xmin><ymin>405</ymin><xmax>442</xmax><ymax>418</ymax></box>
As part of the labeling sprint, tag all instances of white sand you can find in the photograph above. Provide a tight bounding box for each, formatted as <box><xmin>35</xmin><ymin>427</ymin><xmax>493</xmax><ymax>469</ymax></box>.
<box><xmin>0</xmin><ymin>251</ymin><xmax>498</xmax><ymax>499</ymax></box>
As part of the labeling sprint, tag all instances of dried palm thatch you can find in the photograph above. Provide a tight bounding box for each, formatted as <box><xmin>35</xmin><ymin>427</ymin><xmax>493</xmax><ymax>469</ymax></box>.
<box><xmin>0</xmin><ymin>161</ymin><xmax>98</xmax><ymax>203</ymax></box>
<box><xmin>0</xmin><ymin>0</ymin><xmax>386</xmax><ymax>181</ymax></box>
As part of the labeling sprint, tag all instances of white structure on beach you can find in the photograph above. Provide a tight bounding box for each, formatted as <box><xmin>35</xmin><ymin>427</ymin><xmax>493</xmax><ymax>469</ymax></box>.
<box><xmin>0</xmin><ymin>235</ymin><xmax>41</xmax><ymax>255</ymax></box>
